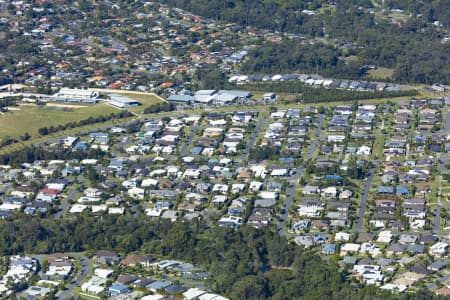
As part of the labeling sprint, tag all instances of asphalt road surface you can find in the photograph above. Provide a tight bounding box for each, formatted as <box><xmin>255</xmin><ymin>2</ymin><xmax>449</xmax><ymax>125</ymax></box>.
<box><xmin>355</xmin><ymin>168</ymin><xmax>375</xmax><ymax>233</ymax></box>
<box><xmin>178</xmin><ymin>125</ymin><xmax>201</xmax><ymax>157</ymax></box>
<box><xmin>57</xmin><ymin>253</ymin><xmax>92</xmax><ymax>300</ymax></box>
<box><xmin>277</xmin><ymin>114</ymin><xmax>325</xmax><ymax>236</ymax></box>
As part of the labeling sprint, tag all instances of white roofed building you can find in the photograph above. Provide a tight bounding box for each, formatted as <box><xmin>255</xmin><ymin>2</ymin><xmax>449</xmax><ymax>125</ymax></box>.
<box><xmin>52</xmin><ymin>88</ymin><xmax>99</xmax><ymax>103</ymax></box>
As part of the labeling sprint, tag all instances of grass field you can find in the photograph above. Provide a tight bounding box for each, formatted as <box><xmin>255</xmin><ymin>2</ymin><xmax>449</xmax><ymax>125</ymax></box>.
<box><xmin>249</xmin><ymin>91</ymin><xmax>295</xmax><ymax>102</ymax></box>
<box><xmin>122</xmin><ymin>93</ymin><xmax>165</xmax><ymax>113</ymax></box>
<box><xmin>368</xmin><ymin>67</ymin><xmax>395</xmax><ymax>79</ymax></box>
<box><xmin>0</xmin><ymin>103</ymin><xmax>118</xmax><ymax>140</ymax></box>
<box><xmin>371</xmin><ymin>133</ymin><xmax>385</xmax><ymax>160</ymax></box>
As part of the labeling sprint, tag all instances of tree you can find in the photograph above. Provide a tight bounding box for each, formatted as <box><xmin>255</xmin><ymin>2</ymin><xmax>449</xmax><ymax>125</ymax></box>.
<box><xmin>38</xmin><ymin>127</ymin><xmax>49</xmax><ymax>136</ymax></box>
<box><xmin>347</xmin><ymin>156</ymin><xmax>358</xmax><ymax>179</ymax></box>
<box><xmin>20</xmin><ymin>132</ymin><xmax>31</xmax><ymax>141</ymax></box>
<box><xmin>196</xmin><ymin>67</ymin><xmax>226</xmax><ymax>89</ymax></box>
<box><xmin>230</xmin><ymin>276</ymin><xmax>269</xmax><ymax>300</ymax></box>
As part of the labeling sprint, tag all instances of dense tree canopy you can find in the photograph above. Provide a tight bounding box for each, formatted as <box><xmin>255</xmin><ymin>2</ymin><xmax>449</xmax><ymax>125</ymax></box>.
<box><xmin>162</xmin><ymin>0</ymin><xmax>326</xmax><ymax>35</ymax></box>
<box><xmin>240</xmin><ymin>42</ymin><xmax>365</xmax><ymax>79</ymax></box>
<box><xmin>0</xmin><ymin>214</ymin><xmax>446</xmax><ymax>299</ymax></box>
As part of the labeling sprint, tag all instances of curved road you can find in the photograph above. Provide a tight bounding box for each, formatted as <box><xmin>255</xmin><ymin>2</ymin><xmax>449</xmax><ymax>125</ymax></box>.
<box><xmin>32</xmin><ymin>253</ymin><xmax>92</xmax><ymax>300</ymax></box>
<box><xmin>57</xmin><ymin>253</ymin><xmax>92</xmax><ymax>300</ymax></box>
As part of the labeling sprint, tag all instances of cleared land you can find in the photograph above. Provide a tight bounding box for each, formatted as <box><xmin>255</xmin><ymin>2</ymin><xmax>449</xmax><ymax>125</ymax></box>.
<box><xmin>368</xmin><ymin>67</ymin><xmax>395</xmax><ymax>79</ymax></box>
<box><xmin>0</xmin><ymin>103</ymin><xmax>118</xmax><ymax>140</ymax></box>
<box><xmin>116</xmin><ymin>92</ymin><xmax>165</xmax><ymax>113</ymax></box>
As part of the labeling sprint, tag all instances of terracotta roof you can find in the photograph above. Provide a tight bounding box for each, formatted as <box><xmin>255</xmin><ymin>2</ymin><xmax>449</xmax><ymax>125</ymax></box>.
<box><xmin>435</xmin><ymin>288</ymin><xmax>450</xmax><ymax>295</ymax></box>
<box><xmin>121</xmin><ymin>253</ymin><xmax>154</xmax><ymax>266</ymax></box>
<box><xmin>40</xmin><ymin>188</ymin><xmax>59</xmax><ymax>195</ymax></box>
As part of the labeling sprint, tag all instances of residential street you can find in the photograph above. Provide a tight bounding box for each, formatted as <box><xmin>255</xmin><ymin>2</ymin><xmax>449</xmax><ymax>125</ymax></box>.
<box><xmin>355</xmin><ymin>168</ymin><xmax>375</xmax><ymax>233</ymax></box>
<box><xmin>277</xmin><ymin>167</ymin><xmax>304</xmax><ymax>237</ymax></box>
<box><xmin>57</xmin><ymin>253</ymin><xmax>92</xmax><ymax>300</ymax></box>
<box><xmin>31</xmin><ymin>253</ymin><xmax>92</xmax><ymax>300</ymax></box>
<box><xmin>178</xmin><ymin>125</ymin><xmax>201</xmax><ymax>157</ymax></box>
<box><xmin>54</xmin><ymin>187</ymin><xmax>77</xmax><ymax>220</ymax></box>
<box><xmin>432</xmin><ymin>109</ymin><xmax>450</xmax><ymax>234</ymax></box>
<box><xmin>0</xmin><ymin>0</ymin><xmax>449</xmax><ymax>298</ymax></box>
<box><xmin>242</xmin><ymin>117</ymin><xmax>268</xmax><ymax>160</ymax></box>
<box><xmin>278</xmin><ymin>114</ymin><xmax>325</xmax><ymax>236</ymax></box>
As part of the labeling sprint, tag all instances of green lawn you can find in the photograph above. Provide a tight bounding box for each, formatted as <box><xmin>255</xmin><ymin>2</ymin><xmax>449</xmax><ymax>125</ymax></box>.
<box><xmin>427</xmin><ymin>177</ymin><xmax>440</xmax><ymax>205</ymax></box>
<box><xmin>371</xmin><ymin>133</ymin><xmax>385</xmax><ymax>160</ymax></box>
<box><xmin>368</xmin><ymin>67</ymin><xmax>394</xmax><ymax>79</ymax></box>
<box><xmin>0</xmin><ymin>104</ymin><xmax>118</xmax><ymax>140</ymax></box>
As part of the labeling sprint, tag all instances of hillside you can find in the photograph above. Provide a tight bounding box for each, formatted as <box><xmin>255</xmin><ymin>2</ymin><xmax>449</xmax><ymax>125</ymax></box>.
<box><xmin>162</xmin><ymin>0</ymin><xmax>450</xmax><ymax>84</ymax></box>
